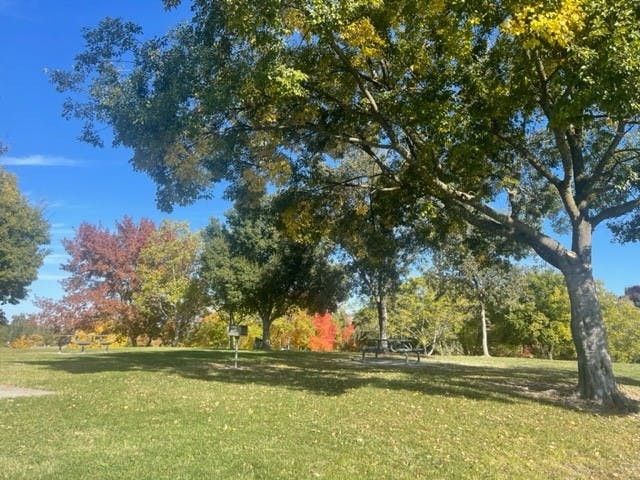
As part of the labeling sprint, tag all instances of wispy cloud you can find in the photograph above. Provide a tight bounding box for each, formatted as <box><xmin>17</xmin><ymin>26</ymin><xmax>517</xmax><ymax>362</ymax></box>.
<box><xmin>46</xmin><ymin>201</ymin><xmax>68</xmax><ymax>209</ymax></box>
<box><xmin>0</xmin><ymin>154</ymin><xmax>81</xmax><ymax>167</ymax></box>
<box><xmin>43</xmin><ymin>253</ymin><xmax>69</xmax><ymax>266</ymax></box>
<box><xmin>0</xmin><ymin>0</ymin><xmax>37</xmax><ymax>22</ymax></box>
<box><xmin>50</xmin><ymin>223</ymin><xmax>76</xmax><ymax>239</ymax></box>
<box><xmin>38</xmin><ymin>273</ymin><xmax>69</xmax><ymax>282</ymax></box>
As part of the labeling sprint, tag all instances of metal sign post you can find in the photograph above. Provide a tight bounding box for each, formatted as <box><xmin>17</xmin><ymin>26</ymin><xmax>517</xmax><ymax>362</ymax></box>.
<box><xmin>232</xmin><ymin>335</ymin><xmax>239</xmax><ymax>368</ymax></box>
<box><xmin>227</xmin><ymin>325</ymin><xmax>248</xmax><ymax>368</ymax></box>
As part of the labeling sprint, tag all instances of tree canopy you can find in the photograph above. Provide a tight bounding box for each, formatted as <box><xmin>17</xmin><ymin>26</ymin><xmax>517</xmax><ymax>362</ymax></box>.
<box><xmin>200</xmin><ymin>202</ymin><xmax>348</xmax><ymax>347</ymax></box>
<box><xmin>52</xmin><ymin>0</ymin><xmax>640</xmax><ymax>406</ymax></box>
<box><xmin>59</xmin><ymin>216</ymin><xmax>156</xmax><ymax>343</ymax></box>
<box><xmin>133</xmin><ymin>220</ymin><xmax>205</xmax><ymax>346</ymax></box>
<box><xmin>0</xmin><ymin>167</ymin><xmax>49</xmax><ymax>312</ymax></box>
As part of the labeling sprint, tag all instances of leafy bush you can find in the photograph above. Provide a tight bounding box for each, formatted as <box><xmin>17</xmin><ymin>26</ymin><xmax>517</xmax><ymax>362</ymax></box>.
<box><xmin>187</xmin><ymin>312</ymin><xmax>229</xmax><ymax>348</ymax></box>
<box><xmin>601</xmin><ymin>294</ymin><xmax>640</xmax><ymax>363</ymax></box>
<box><xmin>9</xmin><ymin>334</ymin><xmax>44</xmax><ymax>349</ymax></box>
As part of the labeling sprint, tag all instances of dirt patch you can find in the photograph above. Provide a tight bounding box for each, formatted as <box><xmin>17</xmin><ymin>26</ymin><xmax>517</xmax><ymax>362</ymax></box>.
<box><xmin>0</xmin><ymin>385</ymin><xmax>54</xmax><ymax>399</ymax></box>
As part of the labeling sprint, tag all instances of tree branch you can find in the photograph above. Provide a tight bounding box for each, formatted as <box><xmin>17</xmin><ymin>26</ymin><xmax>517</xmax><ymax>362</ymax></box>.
<box><xmin>591</xmin><ymin>196</ymin><xmax>640</xmax><ymax>228</ymax></box>
<box><xmin>531</xmin><ymin>51</ymin><xmax>581</xmax><ymax>222</ymax></box>
<box><xmin>432</xmin><ymin>178</ymin><xmax>572</xmax><ymax>270</ymax></box>
<box><xmin>582</xmin><ymin>121</ymin><xmax>629</xmax><ymax>203</ymax></box>
<box><xmin>495</xmin><ymin>131</ymin><xmax>561</xmax><ymax>186</ymax></box>
<box><xmin>328</xmin><ymin>36</ymin><xmax>412</xmax><ymax>163</ymax></box>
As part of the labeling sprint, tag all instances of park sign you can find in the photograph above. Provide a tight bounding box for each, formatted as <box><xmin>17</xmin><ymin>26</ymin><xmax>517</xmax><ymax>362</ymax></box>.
<box><xmin>227</xmin><ymin>325</ymin><xmax>248</xmax><ymax>338</ymax></box>
<box><xmin>227</xmin><ymin>325</ymin><xmax>248</xmax><ymax>368</ymax></box>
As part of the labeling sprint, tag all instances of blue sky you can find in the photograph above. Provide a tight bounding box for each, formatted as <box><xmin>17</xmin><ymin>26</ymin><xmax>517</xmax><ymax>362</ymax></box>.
<box><xmin>0</xmin><ymin>1</ymin><xmax>229</xmax><ymax>319</ymax></box>
<box><xmin>1</xmin><ymin>1</ymin><xmax>640</xmax><ymax>320</ymax></box>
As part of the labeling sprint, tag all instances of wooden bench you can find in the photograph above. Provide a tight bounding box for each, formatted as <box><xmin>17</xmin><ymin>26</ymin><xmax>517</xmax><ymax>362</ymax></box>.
<box><xmin>93</xmin><ymin>335</ymin><xmax>114</xmax><ymax>352</ymax></box>
<box><xmin>361</xmin><ymin>338</ymin><xmax>424</xmax><ymax>364</ymax></box>
<box><xmin>56</xmin><ymin>334</ymin><xmax>114</xmax><ymax>352</ymax></box>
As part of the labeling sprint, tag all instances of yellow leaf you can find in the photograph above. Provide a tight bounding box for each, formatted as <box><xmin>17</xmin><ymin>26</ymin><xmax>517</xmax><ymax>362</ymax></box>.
<box><xmin>340</xmin><ymin>18</ymin><xmax>386</xmax><ymax>58</ymax></box>
<box><xmin>502</xmin><ymin>0</ymin><xmax>586</xmax><ymax>49</ymax></box>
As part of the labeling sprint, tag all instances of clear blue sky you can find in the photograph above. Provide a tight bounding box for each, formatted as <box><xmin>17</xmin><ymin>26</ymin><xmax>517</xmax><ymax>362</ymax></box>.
<box><xmin>1</xmin><ymin>1</ymin><xmax>639</xmax><ymax>320</ymax></box>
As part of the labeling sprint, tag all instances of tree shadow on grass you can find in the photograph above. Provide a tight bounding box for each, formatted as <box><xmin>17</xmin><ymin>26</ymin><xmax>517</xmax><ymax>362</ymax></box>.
<box><xmin>615</xmin><ymin>375</ymin><xmax>640</xmax><ymax>388</ymax></box>
<box><xmin>25</xmin><ymin>349</ymin><xmax>639</xmax><ymax>415</ymax></box>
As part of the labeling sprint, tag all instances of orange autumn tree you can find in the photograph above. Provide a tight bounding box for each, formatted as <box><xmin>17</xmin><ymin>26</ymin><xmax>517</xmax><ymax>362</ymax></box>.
<box><xmin>309</xmin><ymin>312</ymin><xmax>338</xmax><ymax>352</ymax></box>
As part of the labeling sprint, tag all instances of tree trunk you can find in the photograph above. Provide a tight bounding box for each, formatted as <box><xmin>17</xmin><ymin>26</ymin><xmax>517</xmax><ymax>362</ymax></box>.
<box><xmin>260</xmin><ymin>316</ymin><xmax>272</xmax><ymax>349</ymax></box>
<box><xmin>480</xmin><ymin>300</ymin><xmax>490</xmax><ymax>357</ymax></box>
<box><xmin>513</xmin><ymin>214</ymin><xmax>630</xmax><ymax>407</ymax></box>
<box><xmin>563</xmin><ymin>262</ymin><xmax>626</xmax><ymax>408</ymax></box>
<box><xmin>172</xmin><ymin>321</ymin><xmax>179</xmax><ymax>347</ymax></box>
<box><xmin>376</xmin><ymin>295</ymin><xmax>389</xmax><ymax>349</ymax></box>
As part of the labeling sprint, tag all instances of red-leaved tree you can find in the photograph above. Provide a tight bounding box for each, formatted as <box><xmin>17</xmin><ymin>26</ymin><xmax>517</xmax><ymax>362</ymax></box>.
<box><xmin>51</xmin><ymin>216</ymin><xmax>156</xmax><ymax>345</ymax></box>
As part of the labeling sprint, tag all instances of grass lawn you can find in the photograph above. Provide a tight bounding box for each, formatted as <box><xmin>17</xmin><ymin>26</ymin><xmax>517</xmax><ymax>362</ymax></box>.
<box><xmin>1</xmin><ymin>348</ymin><xmax>639</xmax><ymax>479</ymax></box>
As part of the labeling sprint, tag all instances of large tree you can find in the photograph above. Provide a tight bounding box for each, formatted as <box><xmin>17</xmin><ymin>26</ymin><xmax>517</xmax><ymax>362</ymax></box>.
<box><xmin>52</xmin><ymin>1</ymin><xmax>640</xmax><ymax>406</ymax></box>
<box><xmin>336</xmin><ymin>191</ymin><xmax>413</xmax><ymax>346</ymax></box>
<box><xmin>60</xmin><ymin>216</ymin><xmax>156</xmax><ymax>344</ymax></box>
<box><xmin>133</xmin><ymin>220</ymin><xmax>205</xmax><ymax>346</ymax></box>
<box><xmin>433</xmin><ymin>234</ymin><xmax>523</xmax><ymax>357</ymax></box>
<box><xmin>198</xmin><ymin>218</ymin><xmax>247</xmax><ymax>327</ymax></box>
<box><xmin>200</xmin><ymin>203</ymin><xmax>347</xmax><ymax>348</ymax></box>
<box><xmin>0</xmin><ymin>167</ymin><xmax>49</xmax><ymax>314</ymax></box>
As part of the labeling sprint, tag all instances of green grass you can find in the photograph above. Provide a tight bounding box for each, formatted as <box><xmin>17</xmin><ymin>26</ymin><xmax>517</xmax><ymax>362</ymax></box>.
<box><xmin>1</xmin><ymin>348</ymin><xmax>639</xmax><ymax>479</ymax></box>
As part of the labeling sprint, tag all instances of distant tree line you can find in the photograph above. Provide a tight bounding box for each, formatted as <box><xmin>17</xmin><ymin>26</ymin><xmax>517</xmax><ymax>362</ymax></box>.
<box><xmin>4</xmin><ymin>206</ymin><xmax>639</xmax><ymax>364</ymax></box>
<box><xmin>354</xmin><ymin>268</ymin><xmax>640</xmax><ymax>364</ymax></box>
<box><xmin>15</xmin><ymin>200</ymin><xmax>350</xmax><ymax>348</ymax></box>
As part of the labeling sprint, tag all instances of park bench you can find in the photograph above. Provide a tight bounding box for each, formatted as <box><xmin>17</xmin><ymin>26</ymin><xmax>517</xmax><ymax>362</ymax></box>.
<box><xmin>93</xmin><ymin>335</ymin><xmax>114</xmax><ymax>352</ymax></box>
<box><xmin>56</xmin><ymin>334</ymin><xmax>114</xmax><ymax>352</ymax></box>
<box><xmin>361</xmin><ymin>338</ymin><xmax>424</xmax><ymax>364</ymax></box>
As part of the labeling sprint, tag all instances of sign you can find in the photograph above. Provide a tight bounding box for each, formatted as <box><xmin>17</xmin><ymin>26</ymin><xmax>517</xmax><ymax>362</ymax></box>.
<box><xmin>228</xmin><ymin>325</ymin><xmax>248</xmax><ymax>337</ymax></box>
<box><xmin>227</xmin><ymin>325</ymin><xmax>248</xmax><ymax>368</ymax></box>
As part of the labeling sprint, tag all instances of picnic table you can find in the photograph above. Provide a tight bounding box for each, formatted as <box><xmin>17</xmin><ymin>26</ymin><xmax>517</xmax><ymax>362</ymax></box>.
<box><xmin>56</xmin><ymin>334</ymin><xmax>114</xmax><ymax>352</ymax></box>
<box><xmin>361</xmin><ymin>338</ymin><xmax>424</xmax><ymax>364</ymax></box>
<box><xmin>93</xmin><ymin>335</ymin><xmax>114</xmax><ymax>352</ymax></box>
